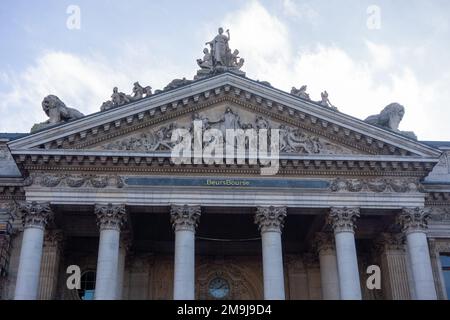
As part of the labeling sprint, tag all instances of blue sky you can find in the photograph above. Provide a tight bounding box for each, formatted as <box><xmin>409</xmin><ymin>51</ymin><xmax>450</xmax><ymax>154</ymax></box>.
<box><xmin>1</xmin><ymin>0</ymin><xmax>450</xmax><ymax>140</ymax></box>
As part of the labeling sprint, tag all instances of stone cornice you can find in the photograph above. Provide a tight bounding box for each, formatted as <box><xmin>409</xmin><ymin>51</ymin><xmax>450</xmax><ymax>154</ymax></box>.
<box><xmin>8</xmin><ymin>73</ymin><xmax>441</xmax><ymax>158</ymax></box>
<box><xmin>10</xmin><ymin>149</ymin><xmax>438</xmax><ymax>175</ymax></box>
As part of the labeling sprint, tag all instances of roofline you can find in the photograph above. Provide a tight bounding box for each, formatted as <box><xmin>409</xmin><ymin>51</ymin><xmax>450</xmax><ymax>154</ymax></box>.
<box><xmin>7</xmin><ymin>72</ymin><xmax>442</xmax><ymax>157</ymax></box>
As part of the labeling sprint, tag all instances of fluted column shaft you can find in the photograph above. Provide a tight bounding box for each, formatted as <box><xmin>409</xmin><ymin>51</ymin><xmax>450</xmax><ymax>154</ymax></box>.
<box><xmin>14</xmin><ymin>202</ymin><xmax>53</xmax><ymax>300</ymax></box>
<box><xmin>171</xmin><ymin>205</ymin><xmax>201</xmax><ymax>300</ymax></box>
<box><xmin>315</xmin><ymin>232</ymin><xmax>340</xmax><ymax>300</ymax></box>
<box><xmin>255</xmin><ymin>206</ymin><xmax>286</xmax><ymax>300</ymax></box>
<box><xmin>398</xmin><ymin>208</ymin><xmax>437</xmax><ymax>300</ymax></box>
<box><xmin>328</xmin><ymin>207</ymin><xmax>362</xmax><ymax>300</ymax></box>
<box><xmin>94</xmin><ymin>204</ymin><xmax>127</xmax><ymax>300</ymax></box>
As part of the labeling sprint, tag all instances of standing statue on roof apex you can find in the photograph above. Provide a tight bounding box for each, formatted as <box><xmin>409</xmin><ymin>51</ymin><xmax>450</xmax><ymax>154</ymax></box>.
<box><xmin>195</xmin><ymin>27</ymin><xmax>245</xmax><ymax>80</ymax></box>
<box><xmin>206</xmin><ymin>27</ymin><xmax>231</xmax><ymax>66</ymax></box>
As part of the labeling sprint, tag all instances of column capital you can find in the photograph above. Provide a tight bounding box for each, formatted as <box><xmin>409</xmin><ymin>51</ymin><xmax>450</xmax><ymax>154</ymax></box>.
<box><xmin>398</xmin><ymin>207</ymin><xmax>430</xmax><ymax>234</ymax></box>
<box><xmin>43</xmin><ymin>229</ymin><xmax>64</xmax><ymax>249</ymax></box>
<box><xmin>255</xmin><ymin>206</ymin><xmax>287</xmax><ymax>233</ymax></box>
<box><xmin>327</xmin><ymin>207</ymin><xmax>360</xmax><ymax>233</ymax></box>
<box><xmin>94</xmin><ymin>203</ymin><xmax>127</xmax><ymax>231</ymax></box>
<box><xmin>170</xmin><ymin>205</ymin><xmax>201</xmax><ymax>232</ymax></box>
<box><xmin>18</xmin><ymin>201</ymin><xmax>53</xmax><ymax>229</ymax></box>
<box><xmin>313</xmin><ymin>232</ymin><xmax>335</xmax><ymax>255</ymax></box>
<box><xmin>373</xmin><ymin>232</ymin><xmax>405</xmax><ymax>253</ymax></box>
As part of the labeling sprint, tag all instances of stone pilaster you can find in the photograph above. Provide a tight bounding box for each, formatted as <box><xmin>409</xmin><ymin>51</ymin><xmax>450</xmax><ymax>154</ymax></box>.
<box><xmin>14</xmin><ymin>202</ymin><xmax>53</xmax><ymax>300</ymax></box>
<box><xmin>374</xmin><ymin>233</ymin><xmax>411</xmax><ymax>300</ymax></box>
<box><xmin>397</xmin><ymin>207</ymin><xmax>437</xmax><ymax>300</ymax></box>
<box><xmin>94</xmin><ymin>203</ymin><xmax>127</xmax><ymax>300</ymax></box>
<box><xmin>255</xmin><ymin>206</ymin><xmax>287</xmax><ymax>300</ymax></box>
<box><xmin>38</xmin><ymin>229</ymin><xmax>64</xmax><ymax>300</ymax></box>
<box><xmin>327</xmin><ymin>207</ymin><xmax>361</xmax><ymax>300</ymax></box>
<box><xmin>170</xmin><ymin>205</ymin><xmax>201</xmax><ymax>300</ymax></box>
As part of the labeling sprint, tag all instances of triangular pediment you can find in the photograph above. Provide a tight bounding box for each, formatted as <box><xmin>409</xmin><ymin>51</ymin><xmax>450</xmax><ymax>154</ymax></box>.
<box><xmin>89</xmin><ymin>102</ymin><xmax>359</xmax><ymax>156</ymax></box>
<box><xmin>8</xmin><ymin>73</ymin><xmax>441</xmax><ymax>162</ymax></box>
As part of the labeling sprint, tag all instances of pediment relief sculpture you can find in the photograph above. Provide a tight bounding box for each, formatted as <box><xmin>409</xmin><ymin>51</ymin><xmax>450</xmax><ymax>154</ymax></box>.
<box><xmin>98</xmin><ymin>107</ymin><xmax>356</xmax><ymax>155</ymax></box>
<box><xmin>365</xmin><ymin>103</ymin><xmax>417</xmax><ymax>140</ymax></box>
<box><xmin>31</xmin><ymin>95</ymin><xmax>84</xmax><ymax>133</ymax></box>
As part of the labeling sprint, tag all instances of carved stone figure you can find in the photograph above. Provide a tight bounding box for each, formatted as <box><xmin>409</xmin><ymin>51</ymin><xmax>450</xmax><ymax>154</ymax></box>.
<box><xmin>290</xmin><ymin>85</ymin><xmax>310</xmax><ymax>100</ymax></box>
<box><xmin>31</xmin><ymin>95</ymin><xmax>84</xmax><ymax>133</ymax></box>
<box><xmin>318</xmin><ymin>91</ymin><xmax>337</xmax><ymax>110</ymax></box>
<box><xmin>132</xmin><ymin>82</ymin><xmax>152</xmax><ymax>100</ymax></box>
<box><xmin>197</xmin><ymin>48</ymin><xmax>213</xmax><ymax>70</ymax></box>
<box><xmin>163</xmin><ymin>78</ymin><xmax>193</xmax><ymax>91</ymax></box>
<box><xmin>101</xmin><ymin>109</ymin><xmax>353</xmax><ymax>155</ymax></box>
<box><xmin>101</xmin><ymin>82</ymin><xmax>152</xmax><ymax>111</ymax></box>
<box><xmin>195</xmin><ymin>28</ymin><xmax>245</xmax><ymax>79</ymax></box>
<box><xmin>365</xmin><ymin>103</ymin><xmax>417</xmax><ymax>139</ymax></box>
<box><xmin>206</xmin><ymin>27</ymin><xmax>231</xmax><ymax>66</ymax></box>
<box><xmin>111</xmin><ymin>87</ymin><xmax>131</xmax><ymax>107</ymax></box>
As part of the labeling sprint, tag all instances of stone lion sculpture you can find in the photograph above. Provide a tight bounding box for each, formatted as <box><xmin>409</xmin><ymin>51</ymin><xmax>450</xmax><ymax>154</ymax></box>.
<box><xmin>31</xmin><ymin>95</ymin><xmax>84</xmax><ymax>133</ymax></box>
<box><xmin>365</xmin><ymin>103</ymin><xmax>417</xmax><ymax>139</ymax></box>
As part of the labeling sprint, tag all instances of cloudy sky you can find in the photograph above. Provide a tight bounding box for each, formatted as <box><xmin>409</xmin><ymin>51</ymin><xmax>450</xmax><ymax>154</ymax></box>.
<box><xmin>1</xmin><ymin>0</ymin><xmax>449</xmax><ymax>141</ymax></box>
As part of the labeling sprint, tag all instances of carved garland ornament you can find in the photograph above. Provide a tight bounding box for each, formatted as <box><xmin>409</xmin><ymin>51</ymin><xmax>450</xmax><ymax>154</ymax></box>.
<box><xmin>170</xmin><ymin>205</ymin><xmax>201</xmax><ymax>232</ymax></box>
<box><xmin>254</xmin><ymin>206</ymin><xmax>287</xmax><ymax>233</ymax></box>
<box><xmin>94</xmin><ymin>203</ymin><xmax>127</xmax><ymax>231</ymax></box>
<box><xmin>330</xmin><ymin>177</ymin><xmax>422</xmax><ymax>193</ymax></box>
<box><xmin>25</xmin><ymin>173</ymin><xmax>124</xmax><ymax>189</ymax></box>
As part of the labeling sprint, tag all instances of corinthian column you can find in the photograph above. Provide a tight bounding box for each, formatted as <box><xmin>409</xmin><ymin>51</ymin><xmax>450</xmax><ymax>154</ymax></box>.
<box><xmin>94</xmin><ymin>203</ymin><xmax>127</xmax><ymax>300</ymax></box>
<box><xmin>255</xmin><ymin>206</ymin><xmax>287</xmax><ymax>300</ymax></box>
<box><xmin>314</xmin><ymin>232</ymin><xmax>340</xmax><ymax>300</ymax></box>
<box><xmin>398</xmin><ymin>207</ymin><xmax>437</xmax><ymax>300</ymax></box>
<box><xmin>14</xmin><ymin>202</ymin><xmax>53</xmax><ymax>300</ymax></box>
<box><xmin>328</xmin><ymin>207</ymin><xmax>362</xmax><ymax>300</ymax></box>
<box><xmin>170</xmin><ymin>205</ymin><xmax>201</xmax><ymax>300</ymax></box>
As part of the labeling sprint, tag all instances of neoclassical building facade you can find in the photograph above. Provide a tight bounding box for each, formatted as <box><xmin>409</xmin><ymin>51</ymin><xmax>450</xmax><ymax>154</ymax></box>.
<box><xmin>1</xmin><ymin>31</ymin><xmax>450</xmax><ymax>300</ymax></box>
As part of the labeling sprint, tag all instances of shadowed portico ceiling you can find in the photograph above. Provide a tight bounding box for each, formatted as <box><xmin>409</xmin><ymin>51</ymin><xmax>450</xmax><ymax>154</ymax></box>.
<box><xmin>7</xmin><ymin>73</ymin><xmax>441</xmax><ymax>174</ymax></box>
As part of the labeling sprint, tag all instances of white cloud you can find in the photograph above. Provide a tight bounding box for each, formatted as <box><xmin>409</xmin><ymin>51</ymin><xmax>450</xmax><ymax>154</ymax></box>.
<box><xmin>220</xmin><ymin>1</ymin><xmax>450</xmax><ymax>141</ymax></box>
<box><xmin>1</xmin><ymin>0</ymin><xmax>449</xmax><ymax>141</ymax></box>
<box><xmin>282</xmin><ymin>0</ymin><xmax>319</xmax><ymax>25</ymax></box>
<box><xmin>0</xmin><ymin>44</ymin><xmax>193</xmax><ymax>133</ymax></box>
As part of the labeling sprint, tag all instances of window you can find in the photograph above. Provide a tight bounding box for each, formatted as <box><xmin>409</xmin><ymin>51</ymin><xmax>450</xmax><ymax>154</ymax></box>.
<box><xmin>440</xmin><ymin>254</ymin><xmax>450</xmax><ymax>299</ymax></box>
<box><xmin>78</xmin><ymin>270</ymin><xmax>96</xmax><ymax>300</ymax></box>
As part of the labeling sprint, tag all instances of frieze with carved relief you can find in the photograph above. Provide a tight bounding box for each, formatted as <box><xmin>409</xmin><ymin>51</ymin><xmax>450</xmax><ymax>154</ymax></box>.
<box><xmin>24</xmin><ymin>173</ymin><xmax>124</xmax><ymax>188</ymax></box>
<box><xmin>330</xmin><ymin>177</ymin><xmax>423</xmax><ymax>193</ymax></box>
